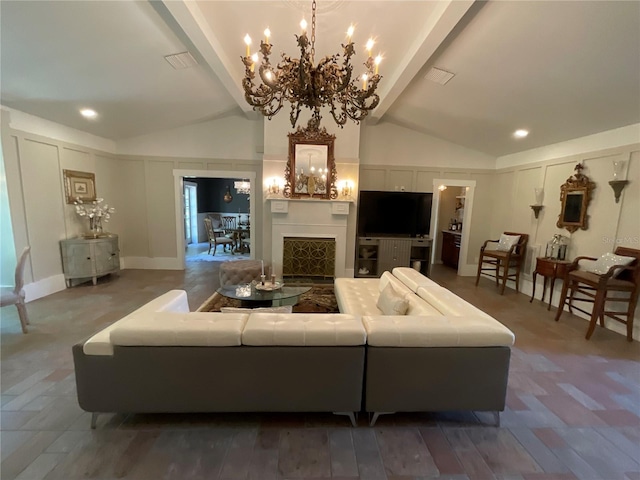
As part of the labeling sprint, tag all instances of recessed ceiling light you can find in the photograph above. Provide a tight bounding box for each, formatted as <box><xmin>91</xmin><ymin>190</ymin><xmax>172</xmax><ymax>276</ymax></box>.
<box><xmin>513</xmin><ymin>129</ymin><xmax>529</xmax><ymax>138</ymax></box>
<box><xmin>80</xmin><ymin>108</ymin><xmax>98</xmax><ymax>119</ymax></box>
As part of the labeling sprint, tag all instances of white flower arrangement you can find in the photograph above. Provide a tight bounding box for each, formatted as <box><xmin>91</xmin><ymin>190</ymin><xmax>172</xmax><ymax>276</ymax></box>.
<box><xmin>74</xmin><ymin>198</ymin><xmax>115</xmax><ymax>221</ymax></box>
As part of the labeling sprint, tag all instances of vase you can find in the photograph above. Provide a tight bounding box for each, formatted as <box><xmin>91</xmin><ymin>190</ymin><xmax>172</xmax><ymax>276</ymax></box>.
<box><xmin>88</xmin><ymin>216</ymin><xmax>103</xmax><ymax>236</ymax></box>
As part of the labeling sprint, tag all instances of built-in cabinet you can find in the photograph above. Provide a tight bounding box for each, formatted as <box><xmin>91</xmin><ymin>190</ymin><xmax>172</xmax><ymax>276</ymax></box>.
<box><xmin>60</xmin><ymin>235</ymin><xmax>120</xmax><ymax>287</ymax></box>
<box><xmin>441</xmin><ymin>231</ymin><xmax>461</xmax><ymax>269</ymax></box>
<box><xmin>356</xmin><ymin>237</ymin><xmax>431</xmax><ymax>278</ymax></box>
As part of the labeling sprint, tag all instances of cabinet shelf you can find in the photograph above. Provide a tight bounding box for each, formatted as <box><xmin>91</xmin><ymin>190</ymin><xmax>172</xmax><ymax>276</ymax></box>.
<box><xmin>356</xmin><ymin>236</ymin><xmax>431</xmax><ymax>277</ymax></box>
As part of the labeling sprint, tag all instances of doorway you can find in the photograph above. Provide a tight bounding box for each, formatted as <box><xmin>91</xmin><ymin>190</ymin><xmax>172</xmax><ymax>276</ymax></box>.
<box><xmin>183</xmin><ymin>181</ymin><xmax>197</xmax><ymax>246</ymax></box>
<box><xmin>430</xmin><ymin>179</ymin><xmax>476</xmax><ymax>276</ymax></box>
<box><xmin>173</xmin><ymin>170</ymin><xmax>256</xmax><ymax>269</ymax></box>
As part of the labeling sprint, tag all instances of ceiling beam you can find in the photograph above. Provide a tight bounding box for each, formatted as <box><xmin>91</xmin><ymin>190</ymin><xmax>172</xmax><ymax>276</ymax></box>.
<box><xmin>160</xmin><ymin>0</ymin><xmax>254</xmax><ymax>117</ymax></box>
<box><xmin>369</xmin><ymin>0</ymin><xmax>475</xmax><ymax>124</ymax></box>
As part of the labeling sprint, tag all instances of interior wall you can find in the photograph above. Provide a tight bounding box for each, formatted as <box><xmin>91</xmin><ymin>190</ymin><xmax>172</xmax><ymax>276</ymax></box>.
<box><xmin>492</xmin><ymin>141</ymin><xmax>640</xmax><ymax>340</ymax></box>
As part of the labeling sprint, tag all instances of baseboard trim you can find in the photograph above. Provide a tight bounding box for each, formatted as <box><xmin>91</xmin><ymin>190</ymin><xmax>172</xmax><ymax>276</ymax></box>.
<box><xmin>121</xmin><ymin>256</ymin><xmax>183</xmax><ymax>270</ymax></box>
<box><xmin>24</xmin><ymin>274</ymin><xmax>66</xmax><ymax>302</ymax></box>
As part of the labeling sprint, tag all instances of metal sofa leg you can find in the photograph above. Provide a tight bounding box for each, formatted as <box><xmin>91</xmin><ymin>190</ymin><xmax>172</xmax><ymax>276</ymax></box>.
<box><xmin>91</xmin><ymin>412</ymin><xmax>99</xmax><ymax>429</ymax></box>
<box><xmin>369</xmin><ymin>411</ymin><xmax>395</xmax><ymax>427</ymax></box>
<box><xmin>333</xmin><ymin>411</ymin><xmax>357</xmax><ymax>427</ymax></box>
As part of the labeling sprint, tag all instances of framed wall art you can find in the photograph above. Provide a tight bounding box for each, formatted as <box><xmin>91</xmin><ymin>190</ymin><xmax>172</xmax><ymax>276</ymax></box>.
<box><xmin>63</xmin><ymin>169</ymin><xmax>96</xmax><ymax>204</ymax></box>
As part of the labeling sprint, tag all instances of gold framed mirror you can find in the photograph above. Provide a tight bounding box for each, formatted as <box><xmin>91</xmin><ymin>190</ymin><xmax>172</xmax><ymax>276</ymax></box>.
<box><xmin>284</xmin><ymin>122</ymin><xmax>338</xmax><ymax>199</ymax></box>
<box><xmin>556</xmin><ymin>163</ymin><xmax>595</xmax><ymax>233</ymax></box>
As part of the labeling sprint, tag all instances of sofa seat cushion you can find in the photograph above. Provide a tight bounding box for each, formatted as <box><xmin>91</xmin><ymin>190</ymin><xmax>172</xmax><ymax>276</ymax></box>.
<box><xmin>110</xmin><ymin>312</ymin><xmax>248</xmax><ymax>347</ymax></box>
<box><xmin>242</xmin><ymin>313</ymin><xmax>366</xmax><ymax>346</ymax></box>
<box><xmin>363</xmin><ymin>315</ymin><xmax>515</xmax><ymax>347</ymax></box>
<box><xmin>83</xmin><ymin>290</ymin><xmax>190</xmax><ymax>356</ymax></box>
<box><xmin>392</xmin><ymin>267</ymin><xmax>440</xmax><ymax>292</ymax></box>
<box><xmin>335</xmin><ymin>278</ymin><xmax>383</xmax><ymax>315</ymax></box>
<box><xmin>416</xmin><ymin>286</ymin><xmax>494</xmax><ymax>319</ymax></box>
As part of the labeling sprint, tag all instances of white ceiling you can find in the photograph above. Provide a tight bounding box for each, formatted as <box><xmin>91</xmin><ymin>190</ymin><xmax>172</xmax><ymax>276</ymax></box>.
<box><xmin>1</xmin><ymin>0</ymin><xmax>639</xmax><ymax>157</ymax></box>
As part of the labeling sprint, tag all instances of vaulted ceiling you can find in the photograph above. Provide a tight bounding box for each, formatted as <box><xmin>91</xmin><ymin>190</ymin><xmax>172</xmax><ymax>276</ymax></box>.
<box><xmin>1</xmin><ymin>0</ymin><xmax>639</xmax><ymax>157</ymax></box>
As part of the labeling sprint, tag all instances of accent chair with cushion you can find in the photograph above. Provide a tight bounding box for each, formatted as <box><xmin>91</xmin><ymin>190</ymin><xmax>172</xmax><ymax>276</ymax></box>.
<box><xmin>204</xmin><ymin>217</ymin><xmax>234</xmax><ymax>256</ymax></box>
<box><xmin>1</xmin><ymin>246</ymin><xmax>31</xmax><ymax>333</ymax></box>
<box><xmin>475</xmin><ymin>232</ymin><xmax>529</xmax><ymax>295</ymax></box>
<box><xmin>554</xmin><ymin>247</ymin><xmax>640</xmax><ymax>341</ymax></box>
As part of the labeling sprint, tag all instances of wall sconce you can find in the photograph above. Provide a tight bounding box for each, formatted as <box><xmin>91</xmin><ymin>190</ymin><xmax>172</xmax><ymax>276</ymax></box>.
<box><xmin>530</xmin><ymin>187</ymin><xmax>544</xmax><ymax>219</ymax></box>
<box><xmin>438</xmin><ymin>184</ymin><xmax>447</xmax><ymax>191</ymax></box>
<box><xmin>609</xmin><ymin>159</ymin><xmax>629</xmax><ymax>203</ymax></box>
<box><xmin>265</xmin><ymin>176</ymin><xmax>283</xmax><ymax>195</ymax></box>
<box><xmin>338</xmin><ymin>180</ymin><xmax>354</xmax><ymax>197</ymax></box>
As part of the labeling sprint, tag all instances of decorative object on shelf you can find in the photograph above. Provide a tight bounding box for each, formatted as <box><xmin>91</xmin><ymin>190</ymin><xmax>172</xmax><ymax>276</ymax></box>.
<box><xmin>545</xmin><ymin>234</ymin><xmax>569</xmax><ymax>260</ymax></box>
<box><xmin>74</xmin><ymin>198</ymin><xmax>115</xmax><ymax>237</ymax></box>
<box><xmin>63</xmin><ymin>170</ymin><xmax>96</xmax><ymax>204</ymax></box>
<box><xmin>609</xmin><ymin>159</ymin><xmax>629</xmax><ymax>203</ymax></box>
<box><xmin>241</xmin><ymin>0</ymin><xmax>383</xmax><ymax>128</ymax></box>
<box><xmin>556</xmin><ymin>163</ymin><xmax>595</xmax><ymax>233</ymax></box>
<box><xmin>234</xmin><ymin>179</ymin><xmax>251</xmax><ymax>195</ymax></box>
<box><xmin>223</xmin><ymin>185</ymin><xmax>233</xmax><ymax>203</ymax></box>
<box><xmin>284</xmin><ymin>120</ymin><xmax>337</xmax><ymax>199</ymax></box>
<box><xmin>339</xmin><ymin>180</ymin><xmax>354</xmax><ymax>197</ymax></box>
<box><xmin>530</xmin><ymin>187</ymin><xmax>544</xmax><ymax>219</ymax></box>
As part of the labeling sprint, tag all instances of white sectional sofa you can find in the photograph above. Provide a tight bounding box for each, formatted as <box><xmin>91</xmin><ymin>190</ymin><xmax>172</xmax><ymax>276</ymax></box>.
<box><xmin>73</xmin><ymin>267</ymin><xmax>514</xmax><ymax>428</ymax></box>
<box><xmin>335</xmin><ymin>267</ymin><xmax>515</xmax><ymax>426</ymax></box>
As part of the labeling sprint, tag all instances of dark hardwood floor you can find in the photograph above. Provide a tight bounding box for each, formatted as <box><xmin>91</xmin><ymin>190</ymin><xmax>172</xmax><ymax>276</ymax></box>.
<box><xmin>1</xmin><ymin>262</ymin><xmax>639</xmax><ymax>479</ymax></box>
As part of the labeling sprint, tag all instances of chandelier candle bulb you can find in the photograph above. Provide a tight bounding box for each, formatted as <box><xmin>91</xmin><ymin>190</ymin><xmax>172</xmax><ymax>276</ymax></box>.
<box><xmin>362</xmin><ymin>74</ymin><xmax>368</xmax><ymax>89</ymax></box>
<box><xmin>366</xmin><ymin>38</ymin><xmax>374</xmax><ymax>57</ymax></box>
<box><xmin>300</xmin><ymin>19</ymin><xmax>307</xmax><ymax>33</ymax></box>
<box><xmin>347</xmin><ymin>24</ymin><xmax>354</xmax><ymax>39</ymax></box>
<box><xmin>244</xmin><ymin>34</ymin><xmax>251</xmax><ymax>57</ymax></box>
<box><xmin>375</xmin><ymin>55</ymin><xmax>382</xmax><ymax>74</ymax></box>
<box><xmin>264</xmin><ymin>27</ymin><xmax>270</xmax><ymax>45</ymax></box>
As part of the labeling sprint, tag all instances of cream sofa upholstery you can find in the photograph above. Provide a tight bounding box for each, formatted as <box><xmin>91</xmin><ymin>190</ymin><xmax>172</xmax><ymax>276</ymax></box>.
<box><xmin>334</xmin><ymin>266</ymin><xmax>514</xmax><ymax>426</ymax></box>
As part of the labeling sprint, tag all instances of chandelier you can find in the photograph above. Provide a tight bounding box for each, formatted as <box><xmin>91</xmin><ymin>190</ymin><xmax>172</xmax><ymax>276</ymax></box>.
<box><xmin>234</xmin><ymin>179</ymin><xmax>251</xmax><ymax>195</ymax></box>
<box><xmin>241</xmin><ymin>0</ymin><xmax>382</xmax><ymax>128</ymax></box>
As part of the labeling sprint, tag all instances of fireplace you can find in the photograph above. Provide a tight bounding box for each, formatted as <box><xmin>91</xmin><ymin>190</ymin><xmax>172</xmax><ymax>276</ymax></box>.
<box><xmin>269</xmin><ymin>199</ymin><xmax>351</xmax><ymax>278</ymax></box>
<box><xmin>283</xmin><ymin>237</ymin><xmax>336</xmax><ymax>280</ymax></box>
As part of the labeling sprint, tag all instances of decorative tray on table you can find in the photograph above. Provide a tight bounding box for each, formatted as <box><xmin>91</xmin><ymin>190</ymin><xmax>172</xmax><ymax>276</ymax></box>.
<box><xmin>255</xmin><ymin>281</ymin><xmax>284</xmax><ymax>291</ymax></box>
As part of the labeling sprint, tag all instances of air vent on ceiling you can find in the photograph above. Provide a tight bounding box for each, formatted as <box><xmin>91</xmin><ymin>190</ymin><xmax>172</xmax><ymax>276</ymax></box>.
<box><xmin>424</xmin><ymin>67</ymin><xmax>455</xmax><ymax>85</ymax></box>
<box><xmin>164</xmin><ymin>51</ymin><xmax>198</xmax><ymax>70</ymax></box>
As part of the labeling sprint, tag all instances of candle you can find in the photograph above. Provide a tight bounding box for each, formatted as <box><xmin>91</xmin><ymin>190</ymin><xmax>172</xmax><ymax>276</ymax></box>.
<box><xmin>244</xmin><ymin>34</ymin><xmax>251</xmax><ymax>57</ymax></box>
<box><xmin>366</xmin><ymin>38</ymin><xmax>374</xmax><ymax>57</ymax></box>
<box><xmin>261</xmin><ymin>260</ymin><xmax>264</xmax><ymax>276</ymax></box>
<box><xmin>346</xmin><ymin>24</ymin><xmax>354</xmax><ymax>40</ymax></box>
<box><xmin>375</xmin><ymin>55</ymin><xmax>382</xmax><ymax>75</ymax></box>
<box><xmin>250</xmin><ymin>53</ymin><xmax>258</xmax><ymax>72</ymax></box>
<box><xmin>264</xmin><ymin>27</ymin><xmax>271</xmax><ymax>45</ymax></box>
<box><xmin>362</xmin><ymin>73</ymin><xmax>368</xmax><ymax>90</ymax></box>
<box><xmin>300</xmin><ymin>19</ymin><xmax>307</xmax><ymax>33</ymax></box>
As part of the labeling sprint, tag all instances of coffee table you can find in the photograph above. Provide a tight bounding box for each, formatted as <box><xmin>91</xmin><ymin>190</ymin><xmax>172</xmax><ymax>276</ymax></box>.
<box><xmin>217</xmin><ymin>283</ymin><xmax>311</xmax><ymax>308</ymax></box>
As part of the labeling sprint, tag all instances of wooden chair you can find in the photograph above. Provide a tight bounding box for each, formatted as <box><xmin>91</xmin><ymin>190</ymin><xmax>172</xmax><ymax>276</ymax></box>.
<box><xmin>554</xmin><ymin>247</ymin><xmax>640</xmax><ymax>341</ymax></box>
<box><xmin>203</xmin><ymin>218</ymin><xmax>233</xmax><ymax>256</ymax></box>
<box><xmin>0</xmin><ymin>246</ymin><xmax>31</xmax><ymax>333</ymax></box>
<box><xmin>475</xmin><ymin>232</ymin><xmax>529</xmax><ymax>295</ymax></box>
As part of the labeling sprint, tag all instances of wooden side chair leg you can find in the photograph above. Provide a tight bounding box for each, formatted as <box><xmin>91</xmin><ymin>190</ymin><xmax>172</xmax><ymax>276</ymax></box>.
<box><xmin>555</xmin><ymin>279</ymin><xmax>571</xmax><ymax>322</ymax></box>
<box><xmin>475</xmin><ymin>257</ymin><xmax>483</xmax><ymax>286</ymax></box>
<box><xmin>626</xmin><ymin>296</ymin><xmax>638</xmax><ymax>341</ymax></box>
<box><xmin>16</xmin><ymin>303</ymin><xmax>28</xmax><ymax>333</ymax></box>
<box><xmin>586</xmin><ymin>288</ymin><xmax>607</xmax><ymax>340</ymax></box>
<box><xmin>500</xmin><ymin>261</ymin><xmax>509</xmax><ymax>295</ymax></box>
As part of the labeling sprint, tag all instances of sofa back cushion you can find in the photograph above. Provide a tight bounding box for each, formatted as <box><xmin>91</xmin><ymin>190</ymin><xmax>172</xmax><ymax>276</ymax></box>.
<box><xmin>392</xmin><ymin>267</ymin><xmax>440</xmax><ymax>292</ymax></box>
<box><xmin>416</xmin><ymin>286</ymin><xmax>493</xmax><ymax>319</ymax></box>
<box><xmin>242</xmin><ymin>313</ymin><xmax>366</xmax><ymax>346</ymax></box>
<box><xmin>110</xmin><ymin>311</ymin><xmax>248</xmax><ymax>347</ymax></box>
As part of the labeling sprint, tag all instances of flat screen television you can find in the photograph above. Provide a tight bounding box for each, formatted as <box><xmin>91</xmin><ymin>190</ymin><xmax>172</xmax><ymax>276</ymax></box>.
<box><xmin>357</xmin><ymin>191</ymin><xmax>433</xmax><ymax>237</ymax></box>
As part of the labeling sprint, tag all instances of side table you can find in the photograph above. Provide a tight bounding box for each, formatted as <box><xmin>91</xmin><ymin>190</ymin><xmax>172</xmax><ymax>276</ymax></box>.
<box><xmin>530</xmin><ymin>257</ymin><xmax>571</xmax><ymax>310</ymax></box>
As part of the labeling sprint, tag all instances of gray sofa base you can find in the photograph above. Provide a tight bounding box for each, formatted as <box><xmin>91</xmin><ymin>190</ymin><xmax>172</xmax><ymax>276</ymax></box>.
<box><xmin>73</xmin><ymin>344</ymin><xmax>364</xmax><ymax>426</ymax></box>
<box><xmin>365</xmin><ymin>346</ymin><xmax>511</xmax><ymax>425</ymax></box>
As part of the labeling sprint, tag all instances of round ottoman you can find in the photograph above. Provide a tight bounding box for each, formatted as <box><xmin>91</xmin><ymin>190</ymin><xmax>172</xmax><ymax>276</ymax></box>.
<box><xmin>219</xmin><ymin>260</ymin><xmax>264</xmax><ymax>287</ymax></box>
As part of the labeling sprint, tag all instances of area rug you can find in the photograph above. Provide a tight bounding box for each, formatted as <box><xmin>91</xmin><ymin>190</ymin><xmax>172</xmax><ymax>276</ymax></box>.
<box><xmin>186</xmin><ymin>252</ymin><xmax>251</xmax><ymax>263</ymax></box>
<box><xmin>197</xmin><ymin>285</ymin><xmax>339</xmax><ymax>313</ymax></box>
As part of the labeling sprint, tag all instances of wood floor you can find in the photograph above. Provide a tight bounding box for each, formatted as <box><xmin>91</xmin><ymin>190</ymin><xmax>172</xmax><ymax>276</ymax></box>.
<box><xmin>1</xmin><ymin>263</ymin><xmax>639</xmax><ymax>480</ymax></box>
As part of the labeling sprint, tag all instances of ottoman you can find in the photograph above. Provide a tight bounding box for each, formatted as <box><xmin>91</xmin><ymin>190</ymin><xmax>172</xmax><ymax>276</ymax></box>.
<box><xmin>219</xmin><ymin>259</ymin><xmax>264</xmax><ymax>287</ymax></box>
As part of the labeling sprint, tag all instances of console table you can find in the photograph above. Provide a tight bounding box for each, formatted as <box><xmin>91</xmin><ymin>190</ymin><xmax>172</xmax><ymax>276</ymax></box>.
<box><xmin>60</xmin><ymin>235</ymin><xmax>120</xmax><ymax>287</ymax></box>
<box><xmin>530</xmin><ymin>257</ymin><xmax>571</xmax><ymax>310</ymax></box>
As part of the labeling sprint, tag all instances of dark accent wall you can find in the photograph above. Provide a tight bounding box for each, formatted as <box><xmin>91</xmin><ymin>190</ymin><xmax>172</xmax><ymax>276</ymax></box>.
<box><xmin>194</xmin><ymin>178</ymin><xmax>249</xmax><ymax>213</ymax></box>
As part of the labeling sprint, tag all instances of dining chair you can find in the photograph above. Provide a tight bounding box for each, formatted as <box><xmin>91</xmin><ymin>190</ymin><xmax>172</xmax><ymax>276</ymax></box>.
<box><xmin>204</xmin><ymin>218</ymin><xmax>234</xmax><ymax>256</ymax></box>
<box><xmin>1</xmin><ymin>246</ymin><xmax>31</xmax><ymax>333</ymax></box>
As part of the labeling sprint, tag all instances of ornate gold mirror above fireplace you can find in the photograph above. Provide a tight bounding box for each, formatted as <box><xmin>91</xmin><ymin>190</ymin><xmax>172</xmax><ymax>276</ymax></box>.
<box><xmin>284</xmin><ymin>123</ymin><xmax>338</xmax><ymax>199</ymax></box>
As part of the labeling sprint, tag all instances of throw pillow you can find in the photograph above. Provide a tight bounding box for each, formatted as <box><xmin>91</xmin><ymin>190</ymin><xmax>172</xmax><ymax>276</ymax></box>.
<box><xmin>586</xmin><ymin>252</ymin><xmax>635</xmax><ymax>276</ymax></box>
<box><xmin>376</xmin><ymin>284</ymin><xmax>409</xmax><ymax>315</ymax></box>
<box><xmin>496</xmin><ymin>234</ymin><xmax>521</xmax><ymax>252</ymax></box>
<box><xmin>220</xmin><ymin>305</ymin><xmax>293</xmax><ymax>314</ymax></box>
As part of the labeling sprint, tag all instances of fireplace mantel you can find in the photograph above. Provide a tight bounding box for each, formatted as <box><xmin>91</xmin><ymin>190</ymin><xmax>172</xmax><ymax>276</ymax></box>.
<box><xmin>269</xmin><ymin>197</ymin><xmax>352</xmax><ymax>278</ymax></box>
<box><xmin>267</xmin><ymin>196</ymin><xmax>353</xmax><ymax>215</ymax></box>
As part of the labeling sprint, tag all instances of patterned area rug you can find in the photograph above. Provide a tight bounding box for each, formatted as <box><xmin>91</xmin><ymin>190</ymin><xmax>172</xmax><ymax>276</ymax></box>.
<box><xmin>197</xmin><ymin>285</ymin><xmax>339</xmax><ymax>313</ymax></box>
